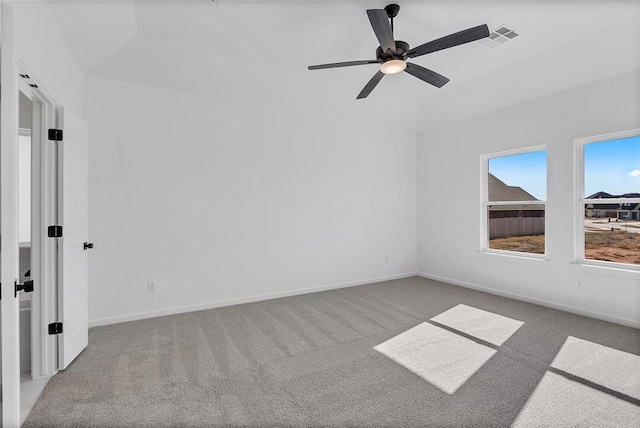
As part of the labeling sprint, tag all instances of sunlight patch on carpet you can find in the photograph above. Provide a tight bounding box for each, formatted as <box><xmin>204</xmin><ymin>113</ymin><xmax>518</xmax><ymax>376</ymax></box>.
<box><xmin>512</xmin><ymin>371</ymin><xmax>640</xmax><ymax>427</ymax></box>
<box><xmin>551</xmin><ymin>336</ymin><xmax>640</xmax><ymax>400</ymax></box>
<box><xmin>374</xmin><ymin>322</ymin><xmax>496</xmax><ymax>394</ymax></box>
<box><xmin>430</xmin><ymin>304</ymin><xmax>524</xmax><ymax>346</ymax></box>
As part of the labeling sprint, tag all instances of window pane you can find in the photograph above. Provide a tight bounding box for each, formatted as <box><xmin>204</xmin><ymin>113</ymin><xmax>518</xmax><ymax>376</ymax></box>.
<box><xmin>488</xmin><ymin>151</ymin><xmax>546</xmax><ymax>201</ymax></box>
<box><xmin>583</xmin><ymin>135</ymin><xmax>640</xmax><ymax>265</ymax></box>
<box><xmin>488</xmin><ymin>205</ymin><xmax>545</xmax><ymax>254</ymax></box>
<box><xmin>584</xmin><ymin>135</ymin><xmax>640</xmax><ymax>198</ymax></box>
<box><xmin>584</xmin><ymin>218</ymin><xmax>640</xmax><ymax>265</ymax></box>
<box><xmin>486</xmin><ymin>149</ymin><xmax>546</xmax><ymax>255</ymax></box>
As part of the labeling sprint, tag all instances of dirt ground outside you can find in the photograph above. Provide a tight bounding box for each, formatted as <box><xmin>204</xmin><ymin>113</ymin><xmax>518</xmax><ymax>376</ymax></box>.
<box><xmin>583</xmin><ymin>229</ymin><xmax>640</xmax><ymax>265</ymax></box>
<box><xmin>489</xmin><ymin>229</ymin><xmax>640</xmax><ymax>265</ymax></box>
<box><xmin>489</xmin><ymin>234</ymin><xmax>545</xmax><ymax>254</ymax></box>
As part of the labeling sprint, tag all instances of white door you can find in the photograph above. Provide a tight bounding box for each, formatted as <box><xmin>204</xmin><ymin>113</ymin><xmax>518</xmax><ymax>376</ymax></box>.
<box><xmin>57</xmin><ymin>107</ymin><xmax>89</xmax><ymax>370</ymax></box>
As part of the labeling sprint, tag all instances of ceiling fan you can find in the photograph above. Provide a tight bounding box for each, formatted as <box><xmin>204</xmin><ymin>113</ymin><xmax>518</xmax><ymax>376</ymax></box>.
<box><xmin>308</xmin><ymin>4</ymin><xmax>490</xmax><ymax>99</ymax></box>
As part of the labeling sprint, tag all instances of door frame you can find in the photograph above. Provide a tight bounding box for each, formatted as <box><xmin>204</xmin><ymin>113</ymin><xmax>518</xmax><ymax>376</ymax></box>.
<box><xmin>18</xmin><ymin>62</ymin><xmax>59</xmax><ymax>380</ymax></box>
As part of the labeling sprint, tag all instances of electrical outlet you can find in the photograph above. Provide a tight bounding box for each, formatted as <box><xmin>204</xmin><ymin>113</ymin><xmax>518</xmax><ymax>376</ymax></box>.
<box><xmin>575</xmin><ymin>278</ymin><xmax>583</xmax><ymax>289</ymax></box>
<box><xmin>148</xmin><ymin>280</ymin><xmax>156</xmax><ymax>292</ymax></box>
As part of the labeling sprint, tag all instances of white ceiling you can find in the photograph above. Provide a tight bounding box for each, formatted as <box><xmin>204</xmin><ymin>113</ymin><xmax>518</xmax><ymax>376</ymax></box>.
<box><xmin>32</xmin><ymin>1</ymin><xmax>640</xmax><ymax>130</ymax></box>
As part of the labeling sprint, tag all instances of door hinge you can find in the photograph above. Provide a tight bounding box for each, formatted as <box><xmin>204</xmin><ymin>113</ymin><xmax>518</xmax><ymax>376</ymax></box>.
<box><xmin>48</xmin><ymin>322</ymin><xmax>63</xmax><ymax>335</ymax></box>
<box><xmin>48</xmin><ymin>129</ymin><xmax>63</xmax><ymax>141</ymax></box>
<box><xmin>48</xmin><ymin>225</ymin><xmax>63</xmax><ymax>238</ymax></box>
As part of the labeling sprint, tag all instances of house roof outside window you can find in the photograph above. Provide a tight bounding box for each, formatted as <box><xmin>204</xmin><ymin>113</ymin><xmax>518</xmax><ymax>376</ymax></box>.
<box><xmin>488</xmin><ymin>173</ymin><xmax>537</xmax><ymax>202</ymax></box>
<box><xmin>585</xmin><ymin>191</ymin><xmax>640</xmax><ymax>211</ymax></box>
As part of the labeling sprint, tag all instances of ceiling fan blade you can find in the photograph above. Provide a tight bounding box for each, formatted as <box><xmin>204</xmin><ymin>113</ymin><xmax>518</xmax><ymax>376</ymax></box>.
<box><xmin>357</xmin><ymin>71</ymin><xmax>385</xmax><ymax>99</ymax></box>
<box><xmin>407</xmin><ymin>24</ymin><xmax>489</xmax><ymax>58</ymax></box>
<box><xmin>366</xmin><ymin>9</ymin><xmax>396</xmax><ymax>54</ymax></box>
<box><xmin>308</xmin><ymin>60</ymin><xmax>380</xmax><ymax>71</ymax></box>
<box><xmin>404</xmin><ymin>63</ymin><xmax>450</xmax><ymax>88</ymax></box>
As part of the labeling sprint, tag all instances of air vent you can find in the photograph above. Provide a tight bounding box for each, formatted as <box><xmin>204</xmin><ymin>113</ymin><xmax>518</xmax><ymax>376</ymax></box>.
<box><xmin>479</xmin><ymin>24</ymin><xmax>519</xmax><ymax>48</ymax></box>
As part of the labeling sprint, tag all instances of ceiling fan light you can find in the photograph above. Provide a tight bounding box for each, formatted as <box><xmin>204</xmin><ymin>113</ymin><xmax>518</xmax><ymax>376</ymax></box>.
<box><xmin>380</xmin><ymin>59</ymin><xmax>407</xmax><ymax>75</ymax></box>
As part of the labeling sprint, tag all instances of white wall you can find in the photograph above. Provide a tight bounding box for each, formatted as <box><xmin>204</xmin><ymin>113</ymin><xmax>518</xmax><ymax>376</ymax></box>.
<box><xmin>12</xmin><ymin>2</ymin><xmax>83</xmax><ymax>112</ymax></box>
<box><xmin>18</xmin><ymin>134</ymin><xmax>31</xmax><ymax>243</ymax></box>
<box><xmin>417</xmin><ymin>70</ymin><xmax>640</xmax><ymax>327</ymax></box>
<box><xmin>19</xmin><ymin>91</ymin><xmax>32</xmax><ymax>129</ymax></box>
<box><xmin>18</xmin><ymin>90</ymin><xmax>32</xmax><ymax>244</ymax></box>
<box><xmin>84</xmin><ymin>75</ymin><xmax>418</xmax><ymax>325</ymax></box>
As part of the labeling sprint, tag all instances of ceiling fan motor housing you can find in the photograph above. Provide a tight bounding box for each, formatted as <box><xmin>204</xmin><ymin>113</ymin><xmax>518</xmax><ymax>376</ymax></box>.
<box><xmin>376</xmin><ymin>40</ymin><xmax>410</xmax><ymax>62</ymax></box>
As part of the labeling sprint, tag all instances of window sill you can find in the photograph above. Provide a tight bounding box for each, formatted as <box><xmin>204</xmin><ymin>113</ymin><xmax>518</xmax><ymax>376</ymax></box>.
<box><xmin>571</xmin><ymin>262</ymin><xmax>640</xmax><ymax>279</ymax></box>
<box><xmin>477</xmin><ymin>250</ymin><xmax>550</xmax><ymax>267</ymax></box>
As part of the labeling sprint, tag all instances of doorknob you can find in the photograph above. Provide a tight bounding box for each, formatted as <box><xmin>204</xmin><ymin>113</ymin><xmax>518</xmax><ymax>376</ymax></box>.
<box><xmin>84</xmin><ymin>242</ymin><xmax>94</xmax><ymax>250</ymax></box>
<box><xmin>15</xmin><ymin>279</ymin><xmax>34</xmax><ymax>297</ymax></box>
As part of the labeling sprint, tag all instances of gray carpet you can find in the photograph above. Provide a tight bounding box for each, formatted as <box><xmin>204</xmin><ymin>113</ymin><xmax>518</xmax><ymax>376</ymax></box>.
<box><xmin>23</xmin><ymin>276</ymin><xmax>640</xmax><ymax>427</ymax></box>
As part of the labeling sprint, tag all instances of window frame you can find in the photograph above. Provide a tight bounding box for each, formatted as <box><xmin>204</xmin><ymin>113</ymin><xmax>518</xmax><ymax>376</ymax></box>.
<box><xmin>480</xmin><ymin>145</ymin><xmax>547</xmax><ymax>259</ymax></box>
<box><xmin>574</xmin><ymin>128</ymin><xmax>640</xmax><ymax>272</ymax></box>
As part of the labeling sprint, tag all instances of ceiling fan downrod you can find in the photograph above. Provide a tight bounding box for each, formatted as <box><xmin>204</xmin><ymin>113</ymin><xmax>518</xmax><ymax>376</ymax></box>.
<box><xmin>385</xmin><ymin>3</ymin><xmax>400</xmax><ymax>34</ymax></box>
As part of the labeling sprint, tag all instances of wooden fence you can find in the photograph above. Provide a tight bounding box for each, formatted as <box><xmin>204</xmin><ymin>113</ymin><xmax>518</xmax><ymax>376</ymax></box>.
<box><xmin>489</xmin><ymin>217</ymin><xmax>545</xmax><ymax>239</ymax></box>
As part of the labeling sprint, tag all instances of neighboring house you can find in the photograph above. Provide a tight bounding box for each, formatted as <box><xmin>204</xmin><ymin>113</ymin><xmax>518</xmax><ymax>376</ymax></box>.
<box><xmin>585</xmin><ymin>191</ymin><xmax>640</xmax><ymax>219</ymax></box>
<box><xmin>488</xmin><ymin>173</ymin><xmax>543</xmax><ymax>218</ymax></box>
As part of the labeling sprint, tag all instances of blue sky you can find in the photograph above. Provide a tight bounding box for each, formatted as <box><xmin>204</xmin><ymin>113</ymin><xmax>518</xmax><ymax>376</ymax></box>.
<box><xmin>489</xmin><ymin>150</ymin><xmax>547</xmax><ymax>200</ymax></box>
<box><xmin>488</xmin><ymin>135</ymin><xmax>640</xmax><ymax>200</ymax></box>
<box><xmin>584</xmin><ymin>135</ymin><xmax>640</xmax><ymax>197</ymax></box>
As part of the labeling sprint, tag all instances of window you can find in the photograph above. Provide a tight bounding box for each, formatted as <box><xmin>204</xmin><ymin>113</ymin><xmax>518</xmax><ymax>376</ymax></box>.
<box><xmin>576</xmin><ymin>129</ymin><xmax>640</xmax><ymax>269</ymax></box>
<box><xmin>481</xmin><ymin>147</ymin><xmax>547</xmax><ymax>256</ymax></box>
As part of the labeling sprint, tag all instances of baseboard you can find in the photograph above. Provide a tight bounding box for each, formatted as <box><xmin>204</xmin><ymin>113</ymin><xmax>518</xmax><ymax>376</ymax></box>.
<box><xmin>417</xmin><ymin>272</ymin><xmax>640</xmax><ymax>329</ymax></box>
<box><xmin>89</xmin><ymin>272</ymin><xmax>418</xmax><ymax>328</ymax></box>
